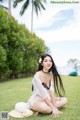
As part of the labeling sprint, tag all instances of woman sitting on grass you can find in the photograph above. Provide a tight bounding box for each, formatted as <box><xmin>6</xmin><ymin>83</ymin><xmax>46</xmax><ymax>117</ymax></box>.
<box><xmin>28</xmin><ymin>54</ymin><xmax>67</xmax><ymax>117</ymax></box>
<box><xmin>10</xmin><ymin>54</ymin><xmax>67</xmax><ymax>118</ymax></box>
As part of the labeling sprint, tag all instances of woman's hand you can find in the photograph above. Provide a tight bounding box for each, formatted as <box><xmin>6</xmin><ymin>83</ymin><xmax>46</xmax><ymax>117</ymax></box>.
<box><xmin>51</xmin><ymin>107</ymin><xmax>63</xmax><ymax>117</ymax></box>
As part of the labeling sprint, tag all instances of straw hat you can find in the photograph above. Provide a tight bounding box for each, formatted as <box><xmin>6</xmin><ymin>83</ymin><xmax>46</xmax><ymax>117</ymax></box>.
<box><xmin>9</xmin><ymin>109</ymin><xmax>33</xmax><ymax>118</ymax></box>
<box><xmin>9</xmin><ymin>102</ymin><xmax>33</xmax><ymax>118</ymax></box>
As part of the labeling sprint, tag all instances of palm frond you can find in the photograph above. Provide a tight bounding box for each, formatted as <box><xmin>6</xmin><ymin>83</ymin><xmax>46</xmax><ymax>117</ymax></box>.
<box><xmin>39</xmin><ymin>2</ymin><xmax>46</xmax><ymax>10</ymax></box>
<box><xmin>13</xmin><ymin>0</ymin><xmax>24</xmax><ymax>8</ymax></box>
<box><xmin>20</xmin><ymin>0</ymin><xmax>29</xmax><ymax>15</ymax></box>
<box><xmin>0</xmin><ymin>4</ymin><xmax>8</xmax><ymax>10</ymax></box>
<box><xmin>33</xmin><ymin>1</ymin><xmax>39</xmax><ymax>15</ymax></box>
<box><xmin>33</xmin><ymin>0</ymin><xmax>46</xmax><ymax>16</ymax></box>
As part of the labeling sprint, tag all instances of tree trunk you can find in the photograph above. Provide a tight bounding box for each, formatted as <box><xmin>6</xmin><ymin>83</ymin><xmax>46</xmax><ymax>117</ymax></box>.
<box><xmin>8</xmin><ymin>0</ymin><xmax>11</xmax><ymax>15</ymax></box>
<box><xmin>31</xmin><ymin>0</ymin><xmax>33</xmax><ymax>34</ymax></box>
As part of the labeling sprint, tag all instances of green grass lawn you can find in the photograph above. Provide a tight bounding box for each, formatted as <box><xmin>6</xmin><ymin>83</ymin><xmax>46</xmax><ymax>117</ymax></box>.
<box><xmin>0</xmin><ymin>76</ymin><xmax>80</xmax><ymax>120</ymax></box>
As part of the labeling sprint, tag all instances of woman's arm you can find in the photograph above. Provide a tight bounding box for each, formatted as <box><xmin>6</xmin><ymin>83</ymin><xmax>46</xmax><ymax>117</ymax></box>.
<box><xmin>48</xmin><ymin>79</ymin><xmax>62</xmax><ymax>116</ymax></box>
<box><xmin>44</xmin><ymin>97</ymin><xmax>62</xmax><ymax>117</ymax></box>
<box><xmin>44</xmin><ymin>97</ymin><xmax>55</xmax><ymax>109</ymax></box>
<box><xmin>49</xmin><ymin>89</ymin><xmax>56</xmax><ymax>107</ymax></box>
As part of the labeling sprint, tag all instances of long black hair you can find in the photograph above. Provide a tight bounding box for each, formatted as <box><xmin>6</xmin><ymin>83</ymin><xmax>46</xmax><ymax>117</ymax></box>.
<box><xmin>38</xmin><ymin>54</ymin><xmax>65</xmax><ymax>96</ymax></box>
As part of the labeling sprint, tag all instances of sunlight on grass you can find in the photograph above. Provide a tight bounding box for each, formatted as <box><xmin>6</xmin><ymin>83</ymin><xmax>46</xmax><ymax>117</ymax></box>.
<box><xmin>0</xmin><ymin>76</ymin><xmax>80</xmax><ymax>120</ymax></box>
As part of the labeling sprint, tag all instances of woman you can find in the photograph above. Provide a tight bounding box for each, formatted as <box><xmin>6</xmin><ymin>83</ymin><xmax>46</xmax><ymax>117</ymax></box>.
<box><xmin>28</xmin><ymin>54</ymin><xmax>67</xmax><ymax>117</ymax></box>
<box><xmin>10</xmin><ymin>54</ymin><xmax>67</xmax><ymax>118</ymax></box>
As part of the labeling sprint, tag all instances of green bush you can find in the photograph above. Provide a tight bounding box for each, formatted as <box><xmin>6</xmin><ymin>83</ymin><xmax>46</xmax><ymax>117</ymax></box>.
<box><xmin>0</xmin><ymin>8</ymin><xmax>48</xmax><ymax>80</ymax></box>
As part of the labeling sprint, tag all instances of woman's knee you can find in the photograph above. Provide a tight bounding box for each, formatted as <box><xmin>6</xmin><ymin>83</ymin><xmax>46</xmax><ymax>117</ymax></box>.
<box><xmin>41</xmin><ymin>104</ymin><xmax>51</xmax><ymax>113</ymax></box>
<box><xmin>56</xmin><ymin>97</ymin><xmax>68</xmax><ymax>108</ymax></box>
<box><xmin>31</xmin><ymin>102</ymin><xmax>51</xmax><ymax>114</ymax></box>
<box><xmin>62</xmin><ymin>97</ymin><xmax>68</xmax><ymax>105</ymax></box>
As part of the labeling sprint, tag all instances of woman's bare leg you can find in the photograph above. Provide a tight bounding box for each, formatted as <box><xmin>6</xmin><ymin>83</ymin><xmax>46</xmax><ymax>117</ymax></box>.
<box><xmin>31</xmin><ymin>97</ymin><xmax>52</xmax><ymax>114</ymax></box>
<box><xmin>55</xmin><ymin>97</ymin><xmax>68</xmax><ymax>108</ymax></box>
<box><xmin>31</xmin><ymin>97</ymin><xmax>67</xmax><ymax>114</ymax></box>
<box><xmin>31</xmin><ymin>101</ymin><xmax>52</xmax><ymax>114</ymax></box>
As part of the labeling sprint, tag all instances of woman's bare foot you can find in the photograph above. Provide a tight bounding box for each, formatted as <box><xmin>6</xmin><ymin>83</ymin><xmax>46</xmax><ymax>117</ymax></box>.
<box><xmin>34</xmin><ymin>111</ymin><xmax>39</xmax><ymax>116</ymax></box>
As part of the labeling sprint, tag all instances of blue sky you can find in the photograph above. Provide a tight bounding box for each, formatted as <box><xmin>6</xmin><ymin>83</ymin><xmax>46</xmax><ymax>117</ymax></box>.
<box><xmin>2</xmin><ymin>0</ymin><xmax>80</xmax><ymax>66</ymax></box>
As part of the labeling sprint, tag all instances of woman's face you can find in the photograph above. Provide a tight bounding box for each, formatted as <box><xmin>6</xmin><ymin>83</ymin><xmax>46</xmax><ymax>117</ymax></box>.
<box><xmin>42</xmin><ymin>56</ymin><xmax>52</xmax><ymax>71</ymax></box>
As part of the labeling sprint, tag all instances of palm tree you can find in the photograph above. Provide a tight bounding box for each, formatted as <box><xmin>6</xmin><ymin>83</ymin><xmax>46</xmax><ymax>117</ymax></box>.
<box><xmin>0</xmin><ymin>0</ymin><xmax>8</xmax><ymax>10</ymax></box>
<box><xmin>8</xmin><ymin>0</ymin><xmax>11</xmax><ymax>15</ymax></box>
<box><xmin>13</xmin><ymin>0</ymin><xmax>46</xmax><ymax>34</ymax></box>
<box><xmin>0</xmin><ymin>0</ymin><xmax>11</xmax><ymax>15</ymax></box>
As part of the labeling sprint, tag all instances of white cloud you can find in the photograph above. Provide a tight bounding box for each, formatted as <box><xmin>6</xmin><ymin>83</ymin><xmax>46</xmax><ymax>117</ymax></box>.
<box><xmin>35</xmin><ymin>5</ymin><xmax>80</xmax><ymax>43</ymax></box>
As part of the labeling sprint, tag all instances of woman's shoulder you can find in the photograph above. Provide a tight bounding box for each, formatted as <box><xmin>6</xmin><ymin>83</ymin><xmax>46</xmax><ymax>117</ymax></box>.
<box><xmin>33</xmin><ymin>71</ymin><xmax>42</xmax><ymax>83</ymax></box>
<box><xmin>34</xmin><ymin>71</ymin><xmax>42</xmax><ymax>78</ymax></box>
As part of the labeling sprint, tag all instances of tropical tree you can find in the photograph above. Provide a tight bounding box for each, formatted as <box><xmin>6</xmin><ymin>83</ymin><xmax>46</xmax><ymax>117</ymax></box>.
<box><xmin>0</xmin><ymin>8</ymin><xmax>48</xmax><ymax>80</ymax></box>
<box><xmin>67</xmin><ymin>58</ymin><xmax>80</xmax><ymax>71</ymax></box>
<box><xmin>8</xmin><ymin>0</ymin><xmax>11</xmax><ymax>14</ymax></box>
<box><xmin>13</xmin><ymin>0</ymin><xmax>46</xmax><ymax>33</ymax></box>
<box><xmin>0</xmin><ymin>0</ymin><xmax>11</xmax><ymax>14</ymax></box>
<box><xmin>0</xmin><ymin>0</ymin><xmax>8</xmax><ymax>11</ymax></box>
